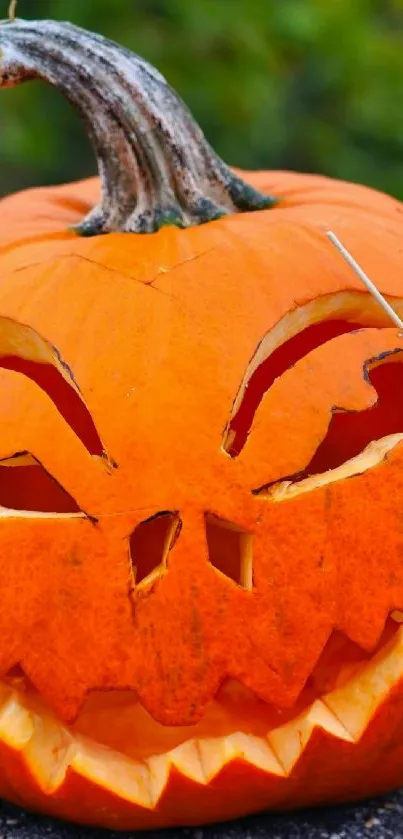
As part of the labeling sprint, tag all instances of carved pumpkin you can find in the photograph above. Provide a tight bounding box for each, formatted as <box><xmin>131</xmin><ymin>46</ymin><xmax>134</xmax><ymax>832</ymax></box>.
<box><xmin>0</xmin><ymin>11</ymin><xmax>403</xmax><ymax>832</ymax></box>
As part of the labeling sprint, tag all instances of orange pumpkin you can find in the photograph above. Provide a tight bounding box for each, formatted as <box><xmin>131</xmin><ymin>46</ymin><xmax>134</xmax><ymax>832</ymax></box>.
<box><xmin>1</xmin><ymin>11</ymin><xmax>403</xmax><ymax>832</ymax></box>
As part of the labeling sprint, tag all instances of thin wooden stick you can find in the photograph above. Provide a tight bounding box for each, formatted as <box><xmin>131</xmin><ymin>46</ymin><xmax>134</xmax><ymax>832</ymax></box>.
<box><xmin>327</xmin><ymin>230</ymin><xmax>403</xmax><ymax>331</ymax></box>
<box><xmin>8</xmin><ymin>0</ymin><xmax>17</xmax><ymax>21</ymax></box>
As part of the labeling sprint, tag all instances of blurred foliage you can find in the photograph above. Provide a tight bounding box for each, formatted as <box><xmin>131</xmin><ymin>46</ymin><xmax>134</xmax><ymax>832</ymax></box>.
<box><xmin>0</xmin><ymin>0</ymin><xmax>403</xmax><ymax>198</ymax></box>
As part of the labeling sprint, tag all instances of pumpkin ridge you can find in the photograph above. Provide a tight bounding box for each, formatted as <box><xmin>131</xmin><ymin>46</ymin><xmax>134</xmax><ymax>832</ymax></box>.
<box><xmin>0</xmin><ymin>232</ymin><xmax>76</xmax><ymax>260</ymax></box>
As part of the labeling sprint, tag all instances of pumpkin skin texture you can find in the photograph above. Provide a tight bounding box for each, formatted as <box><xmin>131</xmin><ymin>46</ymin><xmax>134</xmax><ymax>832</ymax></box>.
<box><xmin>2</xmin><ymin>18</ymin><xmax>403</xmax><ymax>835</ymax></box>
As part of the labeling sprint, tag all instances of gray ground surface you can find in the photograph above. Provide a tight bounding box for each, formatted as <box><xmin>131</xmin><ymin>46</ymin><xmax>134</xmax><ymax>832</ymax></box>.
<box><xmin>0</xmin><ymin>792</ymin><xmax>403</xmax><ymax>839</ymax></box>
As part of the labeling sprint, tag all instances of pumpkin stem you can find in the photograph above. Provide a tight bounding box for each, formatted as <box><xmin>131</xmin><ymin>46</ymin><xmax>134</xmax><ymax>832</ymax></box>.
<box><xmin>0</xmin><ymin>19</ymin><xmax>276</xmax><ymax>235</ymax></box>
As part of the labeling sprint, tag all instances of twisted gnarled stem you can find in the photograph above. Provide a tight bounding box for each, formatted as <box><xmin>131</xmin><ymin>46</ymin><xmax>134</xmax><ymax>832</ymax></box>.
<box><xmin>0</xmin><ymin>18</ymin><xmax>276</xmax><ymax>235</ymax></box>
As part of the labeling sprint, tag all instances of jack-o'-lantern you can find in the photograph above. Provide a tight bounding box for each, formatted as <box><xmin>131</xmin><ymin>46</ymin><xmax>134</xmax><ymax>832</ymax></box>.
<box><xmin>0</xmin><ymin>9</ymin><xmax>403</xmax><ymax>832</ymax></box>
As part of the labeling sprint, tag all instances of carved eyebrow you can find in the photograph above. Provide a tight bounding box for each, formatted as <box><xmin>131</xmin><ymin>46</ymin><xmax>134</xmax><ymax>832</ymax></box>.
<box><xmin>224</xmin><ymin>236</ymin><xmax>403</xmax><ymax>461</ymax></box>
<box><xmin>0</xmin><ymin>315</ymin><xmax>105</xmax><ymax>457</ymax></box>
<box><xmin>222</xmin><ymin>290</ymin><xmax>403</xmax><ymax>458</ymax></box>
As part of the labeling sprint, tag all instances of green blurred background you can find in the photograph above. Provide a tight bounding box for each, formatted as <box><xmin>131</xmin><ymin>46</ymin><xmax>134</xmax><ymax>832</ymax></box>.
<box><xmin>0</xmin><ymin>0</ymin><xmax>402</xmax><ymax>198</ymax></box>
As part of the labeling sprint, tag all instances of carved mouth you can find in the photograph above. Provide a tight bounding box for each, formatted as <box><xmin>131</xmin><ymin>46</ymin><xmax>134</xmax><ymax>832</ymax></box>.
<box><xmin>1</xmin><ymin>614</ymin><xmax>403</xmax><ymax>829</ymax></box>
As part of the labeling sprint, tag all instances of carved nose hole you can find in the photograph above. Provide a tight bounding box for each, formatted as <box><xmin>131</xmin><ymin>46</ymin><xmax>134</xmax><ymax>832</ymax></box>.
<box><xmin>129</xmin><ymin>511</ymin><xmax>182</xmax><ymax>588</ymax></box>
<box><xmin>205</xmin><ymin>514</ymin><xmax>253</xmax><ymax>590</ymax></box>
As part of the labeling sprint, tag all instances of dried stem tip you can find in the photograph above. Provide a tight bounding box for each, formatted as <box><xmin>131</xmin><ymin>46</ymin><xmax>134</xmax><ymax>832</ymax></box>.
<box><xmin>8</xmin><ymin>0</ymin><xmax>17</xmax><ymax>22</ymax></box>
<box><xmin>0</xmin><ymin>18</ymin><xmax>276</xmax><ymax>235</ymax></box>
<box><xmin>327</xmin><ymin>231</ymin><xmax>403</xmax><ymax>331</ymax></box>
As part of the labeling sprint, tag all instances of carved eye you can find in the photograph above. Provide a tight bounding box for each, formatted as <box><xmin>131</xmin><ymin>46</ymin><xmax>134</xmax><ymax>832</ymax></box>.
<box><xmin>0</xmin><ymin>317</ymin><xmax>106</xmax><ymax>515</ymax></box>
<box><xmin>223</xmin><ymin>291</ymin><xmax>403</xmax><ymax>461</ymax></box>
<box><xmin>220</xmin><ymin>288</ymin><xmax>403</xmax><ymax>502</ymax></box>
<box><xmin>254</xmin><ymin>355</ymin><xmax>403</xmax><ymax>500</ymax></box>
<box><xmin>0</xmin><ymin>454</ymin><xmax>81</xmax><ymax>514</ymax></box>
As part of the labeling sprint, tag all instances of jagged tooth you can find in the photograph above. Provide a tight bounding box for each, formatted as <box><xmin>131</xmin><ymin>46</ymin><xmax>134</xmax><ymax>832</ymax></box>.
<box><xmin>308</xmin><ymin>700</ymin><xmax>354</xmax><ymax>739</ymax></box>
<box><xmin>0</xmin><ymin>690</ymin><xmax>35</xmax><ymax>750</ymax></box>
<box><xmin>71</xmin><ymin>736</ymin><xmax>154</xmax><ymax>809</ymax></box>
<box><xmin>195</xmin><ymin>732</ymin><xmax>283</xmax><ymax>782</ymax></box>
<box><xmin>146</xmin><ymin>740</ymin><xmax>207</xmax><ymax>807</ymax></box>
<box><xmin>0</xmin><ymin>689</ymin><xmax>77</xmax><ymax>795</ymax></box>
<box><xmin>146</xmin><ymin>753</ymin><xmax>170</xmax><ymax>806</ymax></box>
<box><xmin>168</xmin><ymin>739</ymin><xmax>206</xmax><ymax>784</ymax></box>
<box><xmin>227</xmin><ymin>732</ymin><xmax>285</xmax><ymax>775</ymax></box>
<box><xmin>268</xmin><ymin>700</ymin><xmax>353</xmax><ymax>775</ymax></box>
<box><xmin>324</xmin><ymin>626</ymin><xmax>403</xmax><ymax>741</ymax></box>
<box><xmin>197</xmin><ymin>734</ymin><xmax>240</xmax><ymax>781</ymax></box>
<box><xmin>23</xmin><ymin>713</ymin><xmax>77</xmax><ymax>793</ymax></box>
<box><xmin>196</xmin><ymin>734</ymin><xmax>237</xmax><ymax>781</ymax></box>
